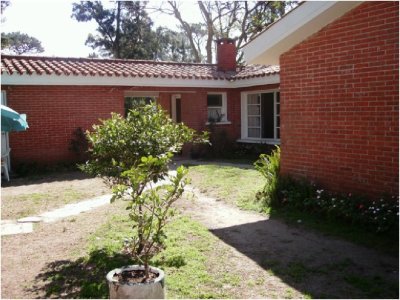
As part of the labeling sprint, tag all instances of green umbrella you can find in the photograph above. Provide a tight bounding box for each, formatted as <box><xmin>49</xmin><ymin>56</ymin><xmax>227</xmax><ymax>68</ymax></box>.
<box><xmin>1</xmin><ymin>104</ymin><xmax>29</xmax><ymax>132</ymax></box>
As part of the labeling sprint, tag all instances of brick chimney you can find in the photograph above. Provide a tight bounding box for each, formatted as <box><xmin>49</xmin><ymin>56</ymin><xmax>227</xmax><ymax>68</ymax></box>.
<box><xmin>216</xmin><ymin>38</ymin><xmax>236</xmax><ymax>72</ymax></box>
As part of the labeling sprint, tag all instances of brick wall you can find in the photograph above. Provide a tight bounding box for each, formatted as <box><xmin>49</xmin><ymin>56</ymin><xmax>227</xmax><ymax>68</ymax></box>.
<box><xmin>2</xmin><ymin>83</ymin><xmax>275</xmax><ymax>165</ymax></box>
<box><xmin>216</xmin><ymin>38</ymin><xmax>237</xmax><ymax>72</ymax></box>
<box><xmin>3</xmin><ymin>85</ymin><xmax>125</xmax><ymax>165</ymax></box>
<box><xmin>280</xmin><ymin>2</ymin><xmax>399</xmax><ymax>197</ymax></box>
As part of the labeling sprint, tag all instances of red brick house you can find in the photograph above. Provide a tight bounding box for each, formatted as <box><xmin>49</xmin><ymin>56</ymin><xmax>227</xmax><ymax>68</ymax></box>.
<box><xmin>1</xmin><ymin>38</ymin><xmax>281</xmax><ymax>167</ymax></box>
<box><xmin>243</xmin><ymin>1</ymin><xmax>399</xmax><ymax>197</ymax></box>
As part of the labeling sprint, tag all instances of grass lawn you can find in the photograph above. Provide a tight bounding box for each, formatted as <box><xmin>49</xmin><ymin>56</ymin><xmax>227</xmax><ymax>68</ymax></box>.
<box><xmin>1</xmin><ymin>188</ymin><xmax>89</xmax><ymax>219</ymax></box>
<box><xmin>187</xmin><ymin>164</ymin><xmax>398</xmax><ymax>255</ymax></box>
<box><xmin>1</xmin><ymin>172</ymin><xmax>110</xmax><ymax>219</ymax></box>
<box><xmin>187</xmin><ymin>164</ymin><xmax>265</xmax><ymax>211</ymax></box>
<box><xmin>39</xmin><ymin>213</ymin><xmax>253</xmax><ymax>299</ymax></box>
<box><xmin>3</xmin><ymin>166</ymin><xmax>397</xmax><ymax>299</ymax></box>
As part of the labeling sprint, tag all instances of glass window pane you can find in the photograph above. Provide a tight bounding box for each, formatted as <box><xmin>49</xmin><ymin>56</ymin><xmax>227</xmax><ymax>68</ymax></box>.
<box><xmin>277</xmin><ymin>116</ymin><xmax>280</xmax><ymax>127</ymax></box>
<box><xmin>247</xmin><ymin>94</ymin><xmax>260</xmax><ymax>105</ymax></box>
<box><xmin>207</xmin><ymin>94</ymin><xmax>222</xmax><ymax>107</ymax></box>
<box><xmin>276</xmin><ymin>92</ymin><xmax>280</xmax><ymax>103</ymax></box>
<box><xmin>261</xmin><ymin>93</ymin><xmax>274</xmax><ymax>139</ymax></box>
<box><xmin>125</xmin><ymin>96</ymin><xmax>155</xmax><ymax>116</ymax></box>
<box><xmin>247</xmin><ymin>105</ymin><xmax>260</xmax><ymax>115</ymax></box>
<box><xmin>277</xmin><ymin>103</ymin><xmax>280</xmax><ymax>115</ymax></box>
<box><xmin>277</xmin><ymin>128</ymin><xmax>280</xmax><ymax>139</ymax></box>
<box><xmin>208</xmin><ymin>107</ymin><xmax>223</xmax><ymax>122</ymax></box>
<box><xmin>248</xmin><ymin>128</ymin><xmax>260</xmax><ymax>138</ymax></box>
<box><xmin>248</xmin><ymin>116</ymin><xmax>260</xmax><ymax>127</ymax></box>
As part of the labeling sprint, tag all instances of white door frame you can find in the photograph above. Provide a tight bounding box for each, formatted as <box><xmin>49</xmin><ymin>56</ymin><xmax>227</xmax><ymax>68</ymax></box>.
<box><xmin>171</xmin><ymin>94</ymin><xmax>181</xmax><ymax>122</ymax></box>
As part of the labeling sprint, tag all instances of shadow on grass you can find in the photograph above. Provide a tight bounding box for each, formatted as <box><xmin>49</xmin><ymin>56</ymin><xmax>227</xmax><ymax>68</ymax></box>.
<box><xmin>2</xmin><ymin>170</ymin><xmax>94</xmax><ymax>188</ymax></box>
<box><xmin>210</xmin><ymin>215</ymin><xmax>399</xmax><ymax>299</ymax></box>
<box><xmin>26</xmin><ymin>250</ymin><xmax>134</xmax><ymax>299</ymax></box>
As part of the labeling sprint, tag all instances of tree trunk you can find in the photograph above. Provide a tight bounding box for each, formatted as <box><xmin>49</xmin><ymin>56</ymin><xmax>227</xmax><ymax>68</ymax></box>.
<box><xmin>198</xmin><ymin>1</ymin><xmax>214</xmax><ymax>63</ymax></box>
<box><xmin>167</xmin><ymin>1</ymin><xmax>202</xmax><ymax>62</ymax></box>
<box><xmin>144</xmin><ymin>261</ymin><xmax>150</xmax><ymax>280</ymax></box>
<box><xmin>115</xmin><ymin>1</ymin><xmax>122</xmax><ymax>58</ymax></box>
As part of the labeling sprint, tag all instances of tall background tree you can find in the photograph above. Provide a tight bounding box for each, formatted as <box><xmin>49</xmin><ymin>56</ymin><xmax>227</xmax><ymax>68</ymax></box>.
<box><xmin>1</xmin><ymin>1</ymin><xmax>45</xmax><ymax>55</ymax></box>
<box><xmin>72</xmin><ymin>1</ymin><xmax>297</xmax><ymax>62</ymax></box>
<box><xmin>1</xmin><ymin>32</ymin><xmax>44</xmax><ymax>54</ymax></box>
<box><xmin>1</xmin><ymin>0</ymin><xmax>10</xmax><ymax>22</ymax></box>
<box><xmin>72</xmin><ymin>1</ymin><xmax>196</xmax><ymax>61</ymax></box>
<box><xmin>72</xmin><ymin>1</ymin><xmax>157</xmax><ymax>59</ymax></box>
<box><xmin>155</xmin><ymin>1</ymin><xmax>297</xmax><ymax>63</ymax></box>
<box><xmin>154</xmin><ymin>27</ymin><xmax>198</xmax><ymax>62</ymax></box>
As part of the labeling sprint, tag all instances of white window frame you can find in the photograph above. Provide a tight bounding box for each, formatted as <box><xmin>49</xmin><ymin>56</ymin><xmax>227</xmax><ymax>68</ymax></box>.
<box><xmin>206</xmin><ymin>92</ymin><xmax>230</xmax><ymax>124</ymax></box>
<box><xmin>239</xmin><ymin>89</ymin><xmax>280</xmax><ymax>144</ymax></box>
<box><xmin>124</xmin><ymin>91</ymin><xmax>159</xmax><ymax>115</ymax></box>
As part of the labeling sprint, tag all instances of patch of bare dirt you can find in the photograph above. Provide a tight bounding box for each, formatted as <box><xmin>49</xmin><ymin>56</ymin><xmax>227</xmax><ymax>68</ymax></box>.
<box><xmin>1</xmin><ymin>200</ymin><xmax>126</xmax><ymax>299</ymax></box>
<box><xmin>178</xmin><ymin>186</ymin><xmax>399</xmax><ymax>299</ymax></box>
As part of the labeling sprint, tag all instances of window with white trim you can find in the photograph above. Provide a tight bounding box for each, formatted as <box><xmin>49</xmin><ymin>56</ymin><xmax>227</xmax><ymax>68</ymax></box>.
<box><xmin>124</xmin><ymin>92</ymin><xmax>159</xmax><ymax>116</ymax></box>
<box><xmin>207</xmin><ymin>93</ymin><xmax>227</xmax><ymax>123</ymax></box>
<box><xmin>241</xmin><ymin>91</ymin><xmax>280</xmax><ymax>142</ymax></box>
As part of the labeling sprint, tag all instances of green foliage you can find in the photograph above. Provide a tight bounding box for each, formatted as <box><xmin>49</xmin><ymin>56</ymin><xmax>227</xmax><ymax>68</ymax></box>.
<box><xmin>81</xmin><ymin>103</ymin><xmax>208</xmax><ymax>278</ymax></box>
<box><xmin>69</xmin><ymin>127</ymin><xmax>89</xmax><ymax>162</ymax></box>
<box><xmin>199</xmin><ymin>126</ymin><xmax>234</xmax><ymax>159</ymax></box>
<box><xmin>164</xmin><ymin>1</ymin><xmax>297</xmax><ymax>63</ymax></box>
<box><xmin>187</xmin><ymin>164</ymin><xmax>265</xmax><ymax>211</ymax></box>
<box><xmin>72</xmin><ymin>1</ymin><xmax>152</xmax><ymax>58</ymax></box>
<box><xmin>254</xmin><ymin>146</ymin><xmax>281</xmax><ymax>206</ymax></box>
<box><xmin>71</xmin><ymin>1</ymin><xmax>194</xmax><ymax>60</ymax></box>
<box><xmin>63</xmin><ymin>215</ymin><xmax>227</xmax><ymax>298</ymax></box>
<box><xmin>278</xmin><ymin>177</ymin><xmax>399</xmax><ymax>233</ymax></box>
<box><xmin>81</xmin><ymin>104</ymin><xmax>206</xmax><ymax>181</ymax></box>
<box><xmin>253</xmin><ymin>146</ymin><xmax>398</xmax><ymax>233</ymax></box>
<box><xmin>1</xmin><ymin>31</ymin><xmax>44</xmax><ymax>55</ymax></box>
<box><xmin>154</xmin><ymin>26</ymin><xmax>199</xmax><ymax>62</ymax></box>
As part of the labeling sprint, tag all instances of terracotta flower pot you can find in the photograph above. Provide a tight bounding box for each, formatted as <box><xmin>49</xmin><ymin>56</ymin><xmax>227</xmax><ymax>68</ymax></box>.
<box><xmin>106</xmin><ymin>265</ymin><xmax>165</xmax><ymax>299</ymax></box>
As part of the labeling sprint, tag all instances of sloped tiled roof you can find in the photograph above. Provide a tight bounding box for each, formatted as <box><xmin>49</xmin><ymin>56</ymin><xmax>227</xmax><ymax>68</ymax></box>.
<box><xmin>0</xmin><ymin>55</ymin><xmax>279</xmax><ymax>81</ymax></box>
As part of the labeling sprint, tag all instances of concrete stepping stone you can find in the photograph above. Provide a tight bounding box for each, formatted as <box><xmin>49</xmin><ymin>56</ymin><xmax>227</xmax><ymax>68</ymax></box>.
<box><xmin>2</xmin><ymin>170</ymin><xmax>178</xmax><ymax>235</ymax></box>
<box><xmin>1</xmin><ymin>220</ymin><xmax>33</xmax><ymax>235</ymax></box>
<box><xmin>39</xmin><ymin>194</ymin><xmax>112</xmax><ymax>223</ymax></box>
<box><xmin>17</xmin><ymin>216</ymin><xmax>42</xmax><ymax>223</ymax></box>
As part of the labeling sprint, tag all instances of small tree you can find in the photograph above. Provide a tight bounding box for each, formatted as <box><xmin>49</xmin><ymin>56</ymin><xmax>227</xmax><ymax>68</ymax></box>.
<box><xmin>81</xmin><ymin>104</ymin><xmax>207</xmax><ymax>280</ymax></box>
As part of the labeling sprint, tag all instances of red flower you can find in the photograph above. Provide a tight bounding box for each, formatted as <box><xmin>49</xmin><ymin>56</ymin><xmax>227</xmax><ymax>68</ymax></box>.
<box><xmin>358</xmin><ymin>204</ymin><xmax>364</xmax><ymax>209</ymax></box>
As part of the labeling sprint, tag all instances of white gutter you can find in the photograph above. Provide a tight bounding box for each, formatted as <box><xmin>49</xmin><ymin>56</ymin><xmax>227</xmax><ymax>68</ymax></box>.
<box><xmin>1</xmin><ymin>73</ymin><xmax>279</xmax><ymax>88</ymax></box>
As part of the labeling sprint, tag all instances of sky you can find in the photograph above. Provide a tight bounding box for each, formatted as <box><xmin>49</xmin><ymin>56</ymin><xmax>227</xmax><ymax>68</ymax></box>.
<box><xmin>1</xmin><ymin>0</ymin><xmax>203</xmax><ymax>57</ymax></box>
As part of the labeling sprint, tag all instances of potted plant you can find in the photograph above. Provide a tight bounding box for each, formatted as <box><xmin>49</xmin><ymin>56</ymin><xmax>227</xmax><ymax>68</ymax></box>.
<box><xmin>81</xmin><ymin>104</ymin><xmax>208</xmax><ymax>299</ymax></box>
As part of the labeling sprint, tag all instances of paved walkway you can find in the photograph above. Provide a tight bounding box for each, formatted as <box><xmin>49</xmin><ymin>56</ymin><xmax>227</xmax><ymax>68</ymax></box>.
<box><xmin>1</xmin><ymin>170</ymin><xmax>178</xmax><ymax>236</ymax></box>
<box><xmin>1</xmin><ymin>194</ymin><xmax>113</xmax><ymax>235</ymax></box>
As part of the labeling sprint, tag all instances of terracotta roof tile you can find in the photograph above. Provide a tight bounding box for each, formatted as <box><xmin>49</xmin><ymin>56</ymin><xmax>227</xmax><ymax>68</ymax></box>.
<box><xmin>1</xmin><ymin>55</ymin><xmax>279</xmax><ymax>81</ymax></box>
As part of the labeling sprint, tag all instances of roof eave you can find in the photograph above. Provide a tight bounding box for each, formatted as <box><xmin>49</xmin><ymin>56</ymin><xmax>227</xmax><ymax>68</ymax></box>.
<box><xmin>1</xmin><ymin>73</ymin><xmax>280</xmax><ymax>88</ymax></box>
<box><xmin>243</xmin><ymin>1</ymin><xmax>363</xmax><ymax>65</ymax></box>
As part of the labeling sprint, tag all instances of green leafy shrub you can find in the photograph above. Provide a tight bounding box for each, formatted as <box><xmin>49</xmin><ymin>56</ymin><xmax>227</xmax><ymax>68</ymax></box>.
<box><xmin>69</xmin><ymin>127</ymin><xmax>89</xmax><ymax>162</ymax></box>
<box><xmin>254</xmin><ymin>145</ymin><xmax>398</xmax><ymax>233</ymax></box>
<box><xmin>278</xmin><ymin>177</ymin><xmax>399</xmax><ymax>233</ymax></box>
<box><xmin>198</xmin><ymin>125</ymin><xmax>234</xmax><ymax>159</ymax></box>
<box><xmin>254</xmin><ymin>146</ymin><xmax>281</xmax><ymax>206</ymax></box>
<box><xmin>81</xmin><ymin>103</ymin><xmax>208</xmax><ymax>279</ymax></box>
